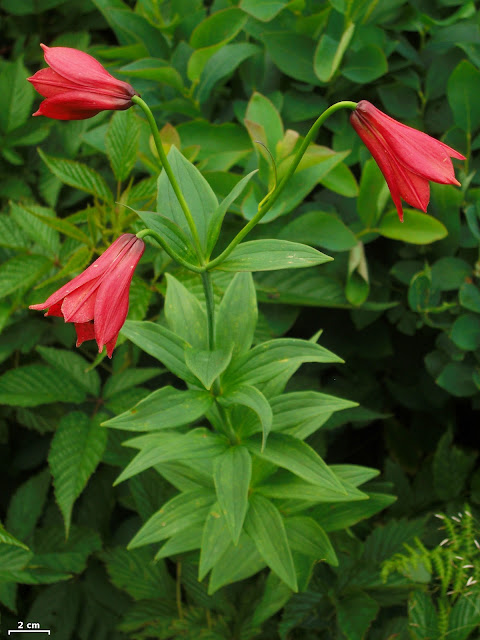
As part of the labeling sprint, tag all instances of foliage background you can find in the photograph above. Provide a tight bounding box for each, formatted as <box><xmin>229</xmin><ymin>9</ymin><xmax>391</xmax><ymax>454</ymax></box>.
<box><xmin>0</xmin><ymin>0</ymin><xmax>479</xmax><ymax>638</ymax></box>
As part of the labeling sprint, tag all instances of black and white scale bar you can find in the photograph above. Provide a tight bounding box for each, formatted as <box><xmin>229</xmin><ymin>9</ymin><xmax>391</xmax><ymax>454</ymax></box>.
<box><xmin>8</xmin><ymin>631</ymin><xmax>50</xmax><ymax>635</ymax></box>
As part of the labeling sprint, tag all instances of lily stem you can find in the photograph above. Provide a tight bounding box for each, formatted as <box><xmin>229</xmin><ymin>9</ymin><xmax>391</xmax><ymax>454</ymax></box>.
<box><xmin>206</xmin><ymin>100</ymin><xmax>358</xmax><ymax>270</ymax></box>
<box><xmin>132</xmin><ymin>95</ymin><xmax>204</xmax><ymax>261</ymax></box>
<box><xmin>201</xmin><ymin>271</ymin><xmax>215</xmax><ymax>350</ymax></box>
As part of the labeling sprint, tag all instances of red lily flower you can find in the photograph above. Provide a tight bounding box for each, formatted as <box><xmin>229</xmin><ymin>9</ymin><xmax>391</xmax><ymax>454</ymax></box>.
<box><xmin>30</xmin><ymin>234</ymin><xmax>145</xmax><ymax>358</ymax></box>
<box><xmin>350</xmin><ymin>100</ymin><xmax>465</xmax><ymax>222</ymax></box>
<box><xmin>28</xmin><ymin>44</ymin><xmax>137</xmax><ymax>120</ymax></box>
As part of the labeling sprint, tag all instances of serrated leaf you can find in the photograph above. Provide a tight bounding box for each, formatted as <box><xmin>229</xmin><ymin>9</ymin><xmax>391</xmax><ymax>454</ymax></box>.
<box><xmin>214</xmin><ymin>446</ymin><xmax>251</xmax><ymax>545</ymax></box>
<box><xmin>0</xmin><ymin>365</ymin><xmax>86</xmax><ymax>406</ymax></box>
<box><xmin>48</xmin><ymin>412</ymin><xmax>107</xmax><ymax>536</ymax></box>
<box><xmin>103</xmin><ymin>386</ymin><xmax>213</xmax><ymax>431</ymax></box>
<box><xmin>0</xmin><ymin>57</ymin><xmax>34</xmax><ymax>133</ymax></box>
<box><xmin>0</xmin><ymin>524</ymin><xmax>29</xmax><ymax>550</ymax></box>
<box><xmin>36</xmin><ymin>346</ymin><xmax>101</xmax><ymax>397</ymax></box>
<box><xmin>6</xmin><ymin>469</ymin><xmax>50</xmax><ymax>542</ymax></box>
<box><xmin>10</xmin><ymin>203</ymin><xmax>60</xmax><ymax>255</ymax></box>
<box><xmin>408</xmin><ymin>591</ymin><xmax>439</xmax><ymax>640</ymax></box>
<box><xmin>105</xmin><ymin>109</ymin><xmax>140</xmax><ymax>181</ymax></box>
<box><xmin>38</xmin><ymin>149</ymin><xmax>113</xmax><ymax>203</ymax></box>
<box><xmin>216</xmin><ymin>239</ymin><xmax>332</xmax><ymax>272</ymax></box>
<box><xmin>0</xmin><ymin>254</ymin><xmax>51</xmax><ymax>300</ymax></box>
<box><xmin>337</xmin><ymin>591</ymin><xmax>380</xmax><ymax>640</ymax></box>
<box><xmin>27</xmin><ymin>208</ymin><xmax>91</xmax><ymax>244</ymax></box>
<box><xmin>245</xmin><ymin>494</ymin><xmax>297</xmax><ymax>591</ymax></box>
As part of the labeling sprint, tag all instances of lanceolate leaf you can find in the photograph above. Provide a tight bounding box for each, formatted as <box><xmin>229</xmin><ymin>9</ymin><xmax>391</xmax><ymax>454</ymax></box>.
<box><xmin>135</xmin><ymin>210</ymin><xmax>199</xmax><ymax>265</ymax></box>
<box><xmin>215</xmin><ymin>272</ymin><xmax>257</xmax><ymax>358</ymax></box>
<box><xmin>214</xmin><ymin>446</ymin><xmax>252</xmax><ymax>545</ymax></box>
<box><xmin>222</xmin><ymin>337</ymin><xmax>342</xmax><ymax>388</ymax></box>
<box><xmin>284</xmin><ymin>517</ymin><xmax>338</xmax><ymax>565</ymax></box>
<box><xmin>208</xmin><ymin>532</ymin><xmax>265</xmax><ymax>594</ymax></box>
<box><xmin>185</xmin><ymin>345</ymin><xmax>232</xmax><ymax>390</ymax></box>
<box><xmin>48</xmin><ymin>412</ymin><xmax>107</xmax><ymax>536</ymax></box>
<box><xmin>216</xmin><ymin>239</ymin><xmax>332</xmax><ymax>272</ymax></box>
<box><xmin>128</xmin><ymin>489</ymin><xmax>216</xmax><ymax>548</ymax></box>
<box><xmin>165</xmin><ymin>273</ymin><xmax>207</xmax><ymax>348</ymax></box>
<box><xmin>247</xmin><ymin>432</ymin><xmax>347</xmax><ymax>496</ymax></box>
<box><xmin>115</xmin><ymin>429</ymin><xmax>228</xmax><ymax>484</ymax></box>
<box><xmin>219</xmin><ymin>385</ymin><xmax>272</xmax><ymax>450</ymax></box>
<box><xmin>121</xmin><ymin>321</ymin><xmax>200</xmax><ymax>385</ymax></box>
<box><xmin>102</xmin><ymin>386</ymin><xmax>213</xmax><ymax>431</ymax></box>
<box><xmin>199</xmin><ymin>504</ymin><xmax>232</xmax><ymax>580</ymax></box>
<box><xmin>244</xmin><ymin>494</ymin><xmax>297</xmax><ymax>591</ymax></box>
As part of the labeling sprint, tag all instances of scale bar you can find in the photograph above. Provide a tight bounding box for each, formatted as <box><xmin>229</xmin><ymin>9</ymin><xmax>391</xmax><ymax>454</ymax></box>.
<box><xmin>8</xmin><ymin>631</ymin><xmax>50</xmax><ymax>635</ymax></box>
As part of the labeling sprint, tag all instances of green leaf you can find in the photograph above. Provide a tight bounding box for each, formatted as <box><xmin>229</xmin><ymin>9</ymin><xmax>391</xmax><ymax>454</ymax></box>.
<box><xmin>436</xmin><ymin>362</ymin><xmax>478</xmax><ymax>397</ymax></box>
<box><xmin>214</xmin><ymin>446</ymin><xmax>252</xmax><ymax>545</ymax></box>
<box><xmin>115</xmin><ymin>429</ymin><xmax>227</xmax><ymax>484</ymax></box>
<box><xmin>245</xmin><ymin>92</ymin><xmax>284</xmax><ymax>160</ymax></box>
<box><xmin>244</xmin><ymin>494</ymin><xmax>297</xmax><ymax>591</ymax></box>
<box><xmin>190</xmin><ymin>7</ymin><xmax>247</xmax><ymax>48</ymax></box>
<box><xmin>36</xmin><ymin>346</ymin><xmax>101</xmax><ymax>397</ymax></box>
<box><xmin>10</xmin><ymin>203</ymin><xmax>60</xmax><ymax>255</ymax></box>
<box><xmin>337</xmin><ymin>591</ymin><xmax>380</xmax><ymax>640</ymax></box>
<box><xmin>207</xmin><ymin>170</ymin><xmax>258</xmax><ymax>256</ymax></box>
<box><xmin>312</xmin><ymin>492</ymin><xmax>396</xmax><ymax>531</ymax></box>
<box><xmin>251</xmin><ymin>572</ymin><xmax>293</xmax><ymax>627</ymax></box>
<box><xmin>346</xmin><ymin>241</ymin><xmax>369</xmax><ymax>306</ymax></box>
<box><xmin>240</xmin><ymin>0</ymin><xmax>288</xmax><ymax>21</ymax></box>
<box><xmin>0</xmin><ymin>57</ymin><xmax>34</xmax><ymax>134</ymax></box>
<box><xmin>135</xmin><ymin>210</ymin><xmax>199</xmax><ymax>265</ymax></box>
<box><xmin>103</xmin><ymin>367</ymin><xmax>164</xmax><ymax>399</ymax></box>
<box><xmin>103</xmin><ymin>546</ymin><xmax>173</xmax><ymax>600</ymax></box>
<box><xmin>451</xmin><ymin>314</ymin><xmax>480</xmax><ymax>351</ymax></box>
<box><xmin>6</xmin><ymin>469</ymin><xmax>50</xmax><ymax>542</ymax></box>
<box><xmin>447</xmin><ymin>60</ymin><xmax>480</xmax><ymax>133</ymax></box>
<box><xmin>248</xmin><ymin>432</ymin><xmax>347</xmax><ymax>496</ymax></box>
<box><xmin>460</xmin><ymin>282</ymin><xmax>480</xmax><ymax>312</ymax></box>
<box><xmin>357</xmin><ymin>159</ymin><xmax>389</xmax><ymax>228</ymax></box>
<box><xmin>157</xmin><ymin>146</ymin><xmax>218</xmax><ymax>252</ymax></box>
<box><xmin>408</xmin><ymin>591</ymin><xmax>439</xmax><ymax>640</ymax></box>
<box><xmin>342</xmin><ymin>44</ymin><xmax>388</xmax><ymax>83</ymax></box>
<box><xmin>25</xmin><ymin>208</ymin><xmax>92</xmax><ymax>244</ymax></box>
<box><xmin>216</xmin><ymin>239</ymin><xmax>332</xmax><ymax>272</ymax></box>
<box><xmin>263</xmin><ymin>33</ymin><xmax>317</xmax><ymax>84</ymax></box>
<box><xmin>38</xmin><ymin>150</ymin><xmax>113</xmax><ymax>203</ymax></box>
<box><xmin>0</xmin><ymin>254</ymin><xmax>51</xmax><ymax>300</ymax></box>
<box><xmin>279</xmin><ymin>210</ymin><xmax>357</xmax><ymax>252</ymax></box>
<box><xmin>219</xmin><ymin>385</ymin><xmax>272</xmax><ymax>450</ymax></box>
<box><xmin>105</xmin><ymin>109</ymin><xmax>140</xmax><ymax>182</ymax></box>
<box><xmin>269</xmin><ymin>391</ymin><xmax>357</xmax><ymax>439</ymax></box>
<box><xmin>164</xmin><ymin>273</ymin><xmax>207</xmax><ymax>348</ymax></box>
<box><xmin>208</xmin><ymin>532</ymin><xmax>265</xmax><ymax>594</ymax></box>
<box><xmin>378</xmin><ymin>209</ymin><xmax>448</xmax><ymax>244</ymax></box>
<box><xmin>284</xmin><ymin>517</ymin><xmax>337</xmax><ymax>565</ymax></box>
<box><xmin>215</xmin><ymin>272</ymin><xmax>257</xmax><ymax>358</ymax></box>
<box><xmin>155</xmin><ymin>525</ymin><xmax>203</xmax><ymax>560</ymax></box>
<box><xmin>431</xmin><ymin>257</ymin><xmax>471</xmax><ymax>291</ymax></box>
<box><xmin>185</xmin><ymin>345</ymin><xmax>232</xmax><ymax>390</ymax></box>
<box><xmin>199</xmin><ymin>504</ymin><xmax>233</xmax><ymax>581</ymax></box>
<box><xmin>128</xmin><ymin>489</ymin><xmax>215</xmax><ymax>548</ymax></box>
<box><xmin>0</xmin><ymin>524</ymin><xmax>29</xmax><ymax>550</ymax></box>
<box><xmin>222</xmin><ymin>337</ymin><xmax>342</xmax><ymax>388</ymax></box>
<box><xmin>0</xmin><ymin>365</ymin><xmax>86</xmax><ymax>406</ymax></box>
<box><xmin>119</xmin><ymin>58</ymin><xmax>184</xmax><ymax>91</ymax></box>
<box><xmin>448</xmin><ymin>593</ymin><xmax>480</xmax><ymax>640</ymax></box>
<box><xmin>48</xmin><ymin>412</ymin><xmax>107</xmax><ymax>536</ymax></box>
<box><xmin>121</xmin><ymin>321</ymin><xmax>200</xmax><ymax>385</ymax></box>
<box><xmin>258</xmin><ymin>475</ymin><xmax>366</xmax><ymax>503</ymax></box>
<box><xmin>314</xmin><ymin>18</ymin><xmax>355</xmax><ymax>83</ymax></box>
<box><xmin>197</xmin><ymin>43</ymin><xmax>260</xmax><ymax>104</ymax></box>
<box><xmin>103</xmin><ymin>386</ymin><xmax>213</xmax><ymax>431</ymax></box>
<box><xmin>433</xmin><ymin>430</ymin><xmax>476</xmax><ymax>501</ymax></box>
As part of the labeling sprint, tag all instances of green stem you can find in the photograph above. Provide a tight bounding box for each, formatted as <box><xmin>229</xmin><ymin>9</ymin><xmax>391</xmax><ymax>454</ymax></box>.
<box><xmin>136</xmin><ymin>228</ymin><xmax>204</xmax><ymax>273</ymax></box>
<box><xmin>201</xmin><ymin>271</ymin><xmax>215</xmax><ymax>350</ymax></box>
<box><xmin>206</xmin><ymin>101</ymin><xmax>357</xmax><ymax>270</ymax></box>
<box><xmin>132</xmin><ymin>95</ymin><xmax>204</xmax><ymax>260</ymax></box>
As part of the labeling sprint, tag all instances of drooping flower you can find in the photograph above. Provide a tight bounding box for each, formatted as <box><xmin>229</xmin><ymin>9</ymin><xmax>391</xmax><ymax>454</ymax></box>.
<box><xmin>30</xmin><ymin>234</ymin><xmax>145</xmax><ymax>358</ymax></box>
<box><xmin>350</xmin><ymin>100</ymin><xmax>465</xmax><ymax>222</ymax></box>
<box><xmin>28</xmin><ymin>44</ymin><xmax>138</xmax><ymax>120</ymax></box>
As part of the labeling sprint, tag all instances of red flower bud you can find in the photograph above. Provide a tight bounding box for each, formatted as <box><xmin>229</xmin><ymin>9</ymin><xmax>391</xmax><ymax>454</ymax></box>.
<box><xmin>28</xmin><ymin>44</ymin><xmax>138</xmax><ymax>120</ymax></box>
<box><xmin>30</xmin><ymin>234</ymin><xmax>145</xmax><ymax>358</ymax></box>
<box><xmin>350</xmin><ymin>100</ymin><xmax>465</xmax><ymax>222</ymax></box>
